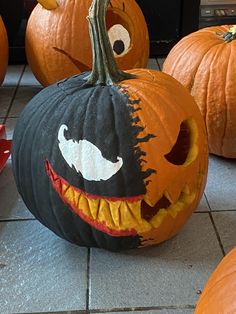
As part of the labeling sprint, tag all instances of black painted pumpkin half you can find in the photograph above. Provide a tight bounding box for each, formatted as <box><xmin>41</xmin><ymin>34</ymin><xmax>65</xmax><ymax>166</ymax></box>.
<box><xmin>12</xmin><ymin>0</ymin><xmax>208</xmax><ymax>251</ymax></box>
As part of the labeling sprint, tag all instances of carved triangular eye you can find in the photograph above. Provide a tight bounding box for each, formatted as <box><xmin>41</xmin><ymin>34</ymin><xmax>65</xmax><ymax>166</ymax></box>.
<box><xmin>164</xmin><ymin>120</ymin><xmax>196</xmax><ymax>166</ymax></box>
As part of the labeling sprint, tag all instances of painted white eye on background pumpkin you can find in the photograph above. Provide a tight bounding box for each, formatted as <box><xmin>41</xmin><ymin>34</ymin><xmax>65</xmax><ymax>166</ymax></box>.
<box><xmin>108</xmin><ymin>24</ymin><xmax>131</xmax><ymax>56</ymax></box>
<box><xmin>25</xmin><ymin>0</ymin><xmax>150</xmax><ymax>87</ymax></box>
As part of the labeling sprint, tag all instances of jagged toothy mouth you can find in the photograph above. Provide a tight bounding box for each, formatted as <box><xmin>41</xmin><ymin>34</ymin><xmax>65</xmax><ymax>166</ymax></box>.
<box><xmin>46</xmin><ymin>161</ymin><xmax>197</xmax><ymax>237</ymax></box>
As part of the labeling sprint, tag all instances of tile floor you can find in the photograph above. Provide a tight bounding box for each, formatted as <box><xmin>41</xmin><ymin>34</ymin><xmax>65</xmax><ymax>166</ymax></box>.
<box><xmin>0</xmin><ymin>59</ymin><xmax>236</xmax><ymax>314</ymax></box>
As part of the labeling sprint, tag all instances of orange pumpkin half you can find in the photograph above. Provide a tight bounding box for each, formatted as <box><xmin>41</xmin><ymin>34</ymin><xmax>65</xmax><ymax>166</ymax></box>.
<box><xmin>163</xmin><ymin>25</ymin><xmax>236</xmax><ymax>158</ymax></box>
<box><xmin>0</xmin><ymin>16</ymin><xmax>8</xmax><ymax>85</ymax></box>
<box><xmin>25</xmin><ymin>0</ymin><xmax>150</xmax><ymax>86</ymax></box>
<box><xmin>195</xmin><ymin>247</ymin><xmax>236</xmax><ymax>314</ymax></box>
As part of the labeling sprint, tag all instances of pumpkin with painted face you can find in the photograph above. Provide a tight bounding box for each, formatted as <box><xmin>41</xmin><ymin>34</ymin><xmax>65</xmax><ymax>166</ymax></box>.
<box><xmin>12</xmin><ymin>0</ymin><xmax>208</xmax><ymax>251</ymax></box>
<box><xmin>25</xmin><ymin>0</ymin><xmax>149</xmax><ymax>87</ymax></box>
<box><xmin>0</xmin><ymin>16</ymin><xmax>8</xmax><ymax>85</ymax></box>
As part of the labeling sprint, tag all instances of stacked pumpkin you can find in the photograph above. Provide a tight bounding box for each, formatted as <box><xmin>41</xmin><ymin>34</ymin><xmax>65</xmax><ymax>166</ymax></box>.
<box><xmin>163</xmin><ymin>25</ymin><xmax>236</xmax><ymax>158</ymax></box>
<box><xmin>195</xmin><ymin>247</ymin><xmax>236</xmax><ymax>314</ymax></box>
<box><xmin>0</xmin><ymin>16</ymin><xmax>8</xmax><ymax>85</ymax></box>
<box><xmin>25</xmin><ymin>0</ymin><xmax>150</xmax><ymax>86</ymax></box>
<box><xmin>12</xmin><ymin>0</ymin><xmax>208</xmax><ymax>251</ymax></box>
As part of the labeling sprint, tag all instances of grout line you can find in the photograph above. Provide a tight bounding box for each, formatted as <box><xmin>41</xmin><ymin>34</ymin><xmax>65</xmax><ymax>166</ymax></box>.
<box><xmin>157</xmin><ymin>58</ymin><xmax>165</xmax><ymax>71</ymax></box>
<box><xmin>89</xmin><ymin>304</ymin><xmax>195</xmax><ymax>313</ymax></box>
<box><xmin>3</xmin><ymin>64</ymin><xmax>26</xmax><ymax>124</ymax></box>
<box><xmin>156</xmin><ymin>57</ymin><xmax>161</xmax><ymax>71</ymax></box>
<box><xmin>204</xmin><ymin>193</ymin><xmax>236</xmax><ymax>211</ymax></box>
<box><xmin>203</xmin><ymin>193</ymin><xmax>212</xmax><ymax>211</ymax></box>
<box><xmin>0</xmin><ymin>217</ymin><xmax>36</xmax><ymax>223</ymax></box>
<box><xmin>30</xmin><ymin>310</ymin><xmax>86</xmax><ymax>314</ymax></box>
<box><xmin>86</xmin><ymin>248</ymin><xmax>91</xmax><ymax>313</ymax></box>
<box><xmin>21</xmin><ymin>304</ymin><xmax>195</xmax><ymax>314</ymax></box>
<box><xmin>210</xmin><ymin>209</ymin><xmax>236</xmax><ymax>212</ymax></box>
<box><xmin>1</xmin><ymin>115</ymin><xmax>19</xmax><ymax>119</ymax></box>
<box><xmin>208</xmin><ymin>212</ymin><xmax>226</xmax><ymax>256</ymax></box>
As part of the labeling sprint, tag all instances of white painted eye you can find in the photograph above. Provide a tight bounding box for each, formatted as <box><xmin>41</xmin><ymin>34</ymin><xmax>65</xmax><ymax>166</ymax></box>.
<box><xmin>58</xmin><ymin>124</ymin><xmax>123</xmax><ymax>181</ymax></box>
<box><xmin>108</xmin><ymin>24</ymin><xmax>131</xmax><ymax>56</ymax></box>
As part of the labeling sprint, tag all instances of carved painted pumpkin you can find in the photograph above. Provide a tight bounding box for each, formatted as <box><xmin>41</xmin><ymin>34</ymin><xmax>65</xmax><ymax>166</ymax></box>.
<box><xmin>195</xmin><ymin>247</ymin><xmax>236</xmax><ymax>314</ymax></box>
<box><xmin>12</xmin><ymin>0</ymin><xmax>208</xmax><ymax>251</ymax></box>
<box><xmin>163</xmin><ymin>25</ymin><xmax>236</xmax><ymax>158</ymax></box>
<box><xmin>25</xmin><ymin>0</ymin><xmax>149</xmax><ymax>86</ymax></box>
<box><xmin>0</xmin><ymin>16</ymin><xmax>8</xmax><ymax>85</ymax></box>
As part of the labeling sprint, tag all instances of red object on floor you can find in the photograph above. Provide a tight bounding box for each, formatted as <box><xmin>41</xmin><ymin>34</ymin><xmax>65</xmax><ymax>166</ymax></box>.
<box><xmin>0</xmin><ymin>125</ymin><xmax>12</xmax><ymax>172</ymax></box>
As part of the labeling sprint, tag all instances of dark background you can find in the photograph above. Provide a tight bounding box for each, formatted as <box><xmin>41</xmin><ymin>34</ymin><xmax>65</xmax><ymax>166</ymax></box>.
<box><xmin>0</xmin><ymin>0</ymin><xmax>201</xmax><ymax>63</ymax></box>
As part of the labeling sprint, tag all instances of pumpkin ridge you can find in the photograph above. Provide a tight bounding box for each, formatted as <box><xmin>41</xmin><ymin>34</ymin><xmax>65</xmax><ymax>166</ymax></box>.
<box><xmin>221</xmin><ymin>42</ymin><xmax>232</xmax><ymax>155</ymax></box>
<box><xmin>205</xmin><ymin>43</ymin><xmax>230</xmax><ymax>155</ymax></box>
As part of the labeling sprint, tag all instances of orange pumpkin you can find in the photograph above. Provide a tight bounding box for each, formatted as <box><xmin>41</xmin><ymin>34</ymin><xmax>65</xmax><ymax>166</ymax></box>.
<box><xmin>163</xmin><ymin>25</ymin><xmax>236</xmax><ymax>158</ymax></box>
<box><xmin>25</xmin><ymin>0</ymin><xmax>149</xmax><ymax>87</ymax></box>
<box><xmin>0</xmin><ymin>16</ymin><xmax>8</xmax><ymax>85</ymax></box>
<box><xmin>195</xmin><ymin>247</ymin><xmax>236</xmax><ymax>314</ymax></box>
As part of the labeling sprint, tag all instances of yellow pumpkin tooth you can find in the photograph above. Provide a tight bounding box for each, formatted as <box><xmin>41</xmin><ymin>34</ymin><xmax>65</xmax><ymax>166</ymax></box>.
<box><xmin>165</xmin><ymin>187</ymin><xmax>181</xmax><ymax>205</ymax></box>
<box><xmin>78</xmin><ymin>194</ymin><xmax>91</xmax><ymax>217</ymax></box>
<box><xmin>119</xmin><ymin>202</ymin><xmax>136</xmax><ymax>228</ymax></box>
<box><xmin>185</xmin><ymin>192</ymin><xmax>197</xmax><ymax>204</ymax></box>
<box><xmin>62</xmin><ymin>183</ymin><xmax>69</xmax><ymax>195</ymax></box>
<box><xmin>143</xmin><ymin>194</ymin><xmax>153</xmax><ymax>207</ymax></box>
<box><xmin>150</xmin><ymin>208</ymin><xmax>168</xmax><ymax>228</ymax></box>
<box><xmin>87</xmin><ymin>198</ymin><xmax>100</xmax><ymax>220</ymax></box>
<box><xmin>169</xmin><ymin>203</ymin><xmax>183</xmax><ymax>218</ymax></box>
<box><xmin>98</xmin><ymin>199</ymin><xmax>114</xmax><ymax>227</ymax></box>
<box><xmin>73</xmin><ymin>190</ymin><xmax>81</xmax><ymax>208</ymax></box>
<box><xmin>184</xmin><ymin>184</ymin><xmax>190</xmax><ymax>195</ymax></box>
<box><xmin>164</xmin><ymin>191</ymin><xmax>173</xmax><ymax>204</ymax></box>
<box><xmin>37</xmin><ymin>0</ymin><xmax>58</xmax><ymax>10</ymax></box>
<box><xmin>127</xmin><ymin>200</ymin><xmax>142</xmax><ymax>223</ymax></box>
<box><xmin>109</xmin><ymin>201</ymin><xmax>121</xmax><ymax>227</ymax></box>
<box><xmin>63</xmin><ymin>185</ymin><xmax>74</xmax><ymax>203</ymax></box>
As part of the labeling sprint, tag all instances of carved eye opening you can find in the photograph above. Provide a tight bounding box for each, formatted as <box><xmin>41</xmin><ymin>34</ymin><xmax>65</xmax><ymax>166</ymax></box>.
<box><xmin>106</xmin><ymin>9</ymin><xmax>132</xmax><ymax>57</ymax></box>
<box><xmin>164</xmin><ymin>119</ymin><xmax>199</xmax><ymax>166</ymax></box>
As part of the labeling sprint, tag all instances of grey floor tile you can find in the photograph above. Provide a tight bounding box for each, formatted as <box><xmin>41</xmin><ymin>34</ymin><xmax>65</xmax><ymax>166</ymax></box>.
<box><xmin>212</xmin><ymin>211</ymin><xmax>236</xmax><ymax>254</ymax></box>
<box><xmin>89</xmin><ymin>213</ymin><xmax>223</xmax><ymax>310</ymax></box>
<box><xmin>0</xmin><ymin>220</ymin><xmax>88</xmax><ymax>313</ymax></box>
<box><xmin>20</xmin><ymin>65</ymin><xmax>42</xmax><ymax>86</ymax></box>
<box><xmin>0</xmin><ymin>87</ymin><xmax>16</xmax><ymax>118</ymax></box>
<box><xmin>147</xmin><ymin>58</ymin><xmax>160</xmax><ymax>70</ymax></box>
<box><xmin>2</xmin><ymin>65</ymin><xmax>24</xmax><ymax>86</ymax></box>
<box><xmin>195</xmin><ymin>194</ymin><xmax>210</xmax><ymax>212</ymax></box>
<box><xmin>205</xmin><ymin>155</ymin><xmax>236</xmax><ymax>210</ymax></box>
<box><xmin>157</xmin><ymin>58</ymin><xmax>165</xmax><ymax>71</ymax></box>
<box><xmin>5</xmin><ymin>117</ymin><xmax>18</xmax><ymax>139</ymax></box>
<box><xmin>0</xmin><ymin>160</ymin><xmax>33</xmax><ymax>220</ymax></box>
<box><xmin>9</xmin><ymin>86</ymin><xmax>43</xmax><ymax>117</ymax></box>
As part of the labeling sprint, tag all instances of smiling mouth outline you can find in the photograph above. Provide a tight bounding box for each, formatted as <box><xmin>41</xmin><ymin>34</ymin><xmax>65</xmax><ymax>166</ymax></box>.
<box><xmin>46</xmin><ymin>160</ymin><xmax>197</xmax><ymax>237</ymax></box>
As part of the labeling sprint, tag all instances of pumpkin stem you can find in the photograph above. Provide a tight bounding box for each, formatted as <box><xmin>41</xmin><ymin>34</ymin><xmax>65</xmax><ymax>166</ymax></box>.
<box><xmin>85</xmin><ymin>0</ymin><xmax>135</xmax><ymax>85</ymax></box>
<box><xmin>222</xmin><ymin>25</ymin><xmax>236</xmax><ymax>42</ymax></box>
